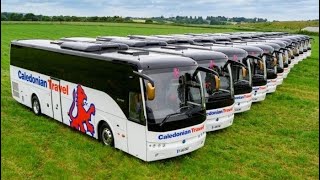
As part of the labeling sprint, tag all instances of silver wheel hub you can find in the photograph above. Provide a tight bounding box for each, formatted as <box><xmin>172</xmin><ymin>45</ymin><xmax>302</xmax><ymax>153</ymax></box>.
<box><xmin>102</xmin><ymin>128</ymin><xmax>113</xmax><ymax>145</ymax></box>
<box><xmin>33</xmin><ymin>100</ymin><xmax>40</xmax><ymax>114</ymax></box>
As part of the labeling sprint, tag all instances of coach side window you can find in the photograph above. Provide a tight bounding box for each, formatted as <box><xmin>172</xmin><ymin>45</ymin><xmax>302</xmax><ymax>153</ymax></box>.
<box><xmin>129</xmin><ymin>92</ymin><xmax>146</xmax><ymax>125</ymax></box>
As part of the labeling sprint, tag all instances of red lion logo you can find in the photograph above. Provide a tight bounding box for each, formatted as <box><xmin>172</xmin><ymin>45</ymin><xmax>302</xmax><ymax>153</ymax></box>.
<box><xmin>68</xmin><ymin>85</ymin><xmax>96</xmax><ymax>136</ymax></box>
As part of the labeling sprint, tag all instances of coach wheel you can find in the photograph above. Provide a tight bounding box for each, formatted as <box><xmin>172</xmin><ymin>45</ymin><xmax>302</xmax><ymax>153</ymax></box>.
<box><xmin>99</xmin><ymin>123</ymin><xmax>114</xmax><ymax>147</ymax></box>
<box><xmin>32</xmin><ymin>95</ymin><xmax>41</xmax><ymax>115</ymax></box>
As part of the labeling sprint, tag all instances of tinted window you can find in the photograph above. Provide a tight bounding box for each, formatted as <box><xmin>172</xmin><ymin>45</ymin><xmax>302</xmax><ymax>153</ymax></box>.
<box><xmin>129</xmin><ymin>92</ymin><xmax>146</xmax><ymax>125</ymax></box>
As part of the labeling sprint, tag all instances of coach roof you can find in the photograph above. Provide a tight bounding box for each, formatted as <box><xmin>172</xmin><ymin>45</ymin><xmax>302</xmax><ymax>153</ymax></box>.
<box><xmin>265</xmin><ymin>40</ymin><xmax>287</xmax><ymax>48</ymax></box>
<box><xmin>245</xmin><ymin>43</ymin><xmax>274</xmax><ymax>54</ymax></box>
<box><xmin>259</xmin><ymin>42</ymin><xmax>281</xmax><ymax>51</ymax></box>
<box><xmin>165</xmin><ymin>35</ymin><xmax>217</xmax><ymax>43</ymax></box>
<box><xmin>127</xmin><ymin>35</ymin><xmax>177</xmax><ymax>44</ymax></box>
<box><xmin>11</xmin><ymin>39</ymin><xmax>197</xmax><ymax>70</ymax></box>
<box><xmin>97</xmin><ymin>36</ymin><xmax>168</xmax><ymax>47</ymax></box>
<box><xmin>96</xmin><ymin>36</ymin><xmax>228</xmax><ymax>62</ymax></box>
<box><xmin>139</xmin><ymin>46</ymin><xmax>228</xmax><ymax>62</ymax></box>
<box><xmin>177</xmin><ymin>44</ymin><xmax>248</xmax><ymax>60</ymax></box>
<box><xmin>229</xmin><ymin>45</ymin><xmax>264</xmax><ymax>57</ymax></box>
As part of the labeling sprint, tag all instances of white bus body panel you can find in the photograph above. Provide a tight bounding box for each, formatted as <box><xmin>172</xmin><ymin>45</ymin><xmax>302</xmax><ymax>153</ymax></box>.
<box><xmin>289</xmin><ymin>62</ymin><xmax>294</xmax><ymax>69</ymax></box>
<box><xmin>146</xmin><ymin>123</ymin><xmax>206</xmax><ymax>161</ymax></box>
<box><xmin>303</xmin><ymin>53</ymin><xmax>307</xmax><ymax>60</ymax></box>
<box><xmin>292</xmin><ymin>57</ymin><xmax>299</xmax><ymax>65</ymax></box>
<box><xmin>266</xmin><ymin>79</ymin><xmax>277</xmax><ymax>94</ymax></box>
<box><xmin>234</xmin><ymin>92</ymin><xmax>252</xmax><ymax>113</ymax></box>
<box><xmin>51</xmin><ymin>79</ymin><xmax>63</xmax><ymax>122</ymax></box>
<box><xmin>205</xmin><ymin>103</ymin><xmax>234</xmax><ymax>132</ymax></box>
<box><xmin>252</xmin><ymin>85</ymin><xmax>267</xmax><ymax>102</ymax></box>
<box><xmin>307</xmin><ymin>50</ymin><xmax>312</xmax><ymax>57</ymax></box>
<box><xmin>276</xmin><ymin>73</ymin><xmax>284</xmax><ymax>85</ymax></box>
<box><xmin>298</xmin><ymin>54</ymin><xmax>303</xmax><ymax>62</ymax></box>
<box><xmin>283</xmin><ymin>67</ymin><xmax>290</xmax><ymax>78</ymax></box>
<box><xmin>10</xmin><ymin>66</ymin><xmax>129</xmax><ymax>152</ymax></box>
<box><xmin>127</xmin><ymin>120</ymin><xmax>147</xmax><ymax>160</ymax></box>
<box><xmin>10</xmin><ymin>66</ymin><xmax>54</xmax><ymax>117</ymax></box>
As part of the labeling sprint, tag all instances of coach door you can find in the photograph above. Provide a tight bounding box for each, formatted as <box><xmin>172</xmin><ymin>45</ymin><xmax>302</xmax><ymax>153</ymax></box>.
<box><xmin>50</xmin><ymin>78</ymin><xmax>63</xmax><ymax>122</ymax></box>
<box><xmin>126</xmin><ymin>78</ymin><xmax>147</xmax><ymax>160</ymax></box>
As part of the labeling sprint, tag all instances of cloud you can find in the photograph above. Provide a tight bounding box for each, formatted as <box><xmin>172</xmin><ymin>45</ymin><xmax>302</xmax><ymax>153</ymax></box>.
<box><xmin>1</xmin><ymin>0</ymin><xmax>319</xmax><ymax>20</ymax></box>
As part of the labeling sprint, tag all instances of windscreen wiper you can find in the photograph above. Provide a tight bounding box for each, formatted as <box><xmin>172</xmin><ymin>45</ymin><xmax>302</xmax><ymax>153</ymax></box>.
<box><xmin>159</xmin><ymin>112</ymin><xmax>184</xmax><ymax>127</ymax></box>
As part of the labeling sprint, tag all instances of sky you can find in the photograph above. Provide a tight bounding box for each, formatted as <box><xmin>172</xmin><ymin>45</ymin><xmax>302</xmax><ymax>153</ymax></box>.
<box><xmin>1</xmin><ymin>0</ymin><xmax>319</xmax><ymax>21</ymax></box>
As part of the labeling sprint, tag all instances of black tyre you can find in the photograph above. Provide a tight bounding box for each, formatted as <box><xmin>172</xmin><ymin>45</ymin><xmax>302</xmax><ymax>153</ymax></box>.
<box><xmin>99</xmin><ymin>122</ymin><xmax>114</xmax><ymax>147</ymax></box>
<box><xmin>31</xmin><ymin>95</ymin><xmax>41</xmax><ymax>116</ymax></box>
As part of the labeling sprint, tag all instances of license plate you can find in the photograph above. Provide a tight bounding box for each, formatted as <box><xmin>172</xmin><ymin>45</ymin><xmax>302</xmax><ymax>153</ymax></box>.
<box><xmin>177</xmin><ymin>147</ymin><xmax>189</xmax><ymax>154</ymax></box>
<box><xmin>235</xmin><ymin>108</ymin><xmax>241</xmax><ymax>111</ymax></box>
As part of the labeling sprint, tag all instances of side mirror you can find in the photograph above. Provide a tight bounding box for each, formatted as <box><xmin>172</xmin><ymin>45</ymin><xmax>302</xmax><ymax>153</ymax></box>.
<box><xmin>132</xmin><ymin>71</ymin><xmax>156</xmax><ymax>101</ymax></box>
<box><xmin>259</xmin><ymin>60</ymin><xmax>264</xmax><ymax>70</ymax></box>
<box><xmin>214</xmin><ymin>75</ymin><xmax>220</xmax><ymax>91</ymax></box>
<box><xmin>273</xmin><ymin>57</ymin><xmax>278</xmax><ymax>66</ymax></box>
<box><xmin>242</xmin><ymin>67</ymin><xmax>247</xmax><ymax>77</ymax></box>
<box><xmin>195</xmin><ymin>66</ymin><xmax>220</xmax><ymax>93</ymax></box>
<box><xmin>146</xmin><ymin>82</ymin><xmax>155</xmax><ymax>100</ymax></box>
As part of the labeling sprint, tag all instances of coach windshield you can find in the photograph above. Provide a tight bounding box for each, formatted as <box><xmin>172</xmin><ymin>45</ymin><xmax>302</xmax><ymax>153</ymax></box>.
<box><xmin>143</xmin><ymin>66</ymin><xmax>206</xmax><ymax>132</ymax></box>
<box><xmin>198</xmin><ymin>60</ymin><xmax>234</xmax><ymax>109</ymax></box>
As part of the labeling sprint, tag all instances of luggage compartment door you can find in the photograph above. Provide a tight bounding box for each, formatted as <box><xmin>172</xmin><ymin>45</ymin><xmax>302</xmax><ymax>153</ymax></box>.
<box><xmin>50</xmin><ymin>78</ymin><xmax>63</xmax><ymax>123</ymax></box>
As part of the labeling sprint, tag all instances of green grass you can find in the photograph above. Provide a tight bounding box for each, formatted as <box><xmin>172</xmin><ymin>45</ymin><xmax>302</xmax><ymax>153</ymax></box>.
<box><xmin>1</xmin><ymin>22</ymin><xmax>319</xmax><ymax>179</ymax></box>
<box><xmin>226</xmin><ymin>20</ymin><xmax>319</xmax><ymax>32</ymax></box>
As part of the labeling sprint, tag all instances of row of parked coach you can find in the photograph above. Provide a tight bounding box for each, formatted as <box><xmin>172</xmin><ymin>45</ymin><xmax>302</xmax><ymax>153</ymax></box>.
<box><xmin>10</xmin><ymin>32</ymin><xmax>313</xmax><ymax>161</ymax></box>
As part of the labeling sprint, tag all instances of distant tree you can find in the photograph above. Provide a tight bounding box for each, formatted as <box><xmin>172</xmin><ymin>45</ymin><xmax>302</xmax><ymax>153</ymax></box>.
<box><xmin>70</xmin><ymin>16</ymin><xmax>80</xmax><ymax>22</ymax></box>
<box><xmin>42</xmin><ymin>16</ymin><xmax>52</xmax><ymax>21</ymax></box>
<box><xmin>113</xmin><ymin>16</ymin><xmax>124</xmax><ymax>22</ymax></box>
<box><xmin>8</xmin><ymin>13</ymin><xmax>23</xmax><ymax>21</ymax></box>
<box><xmin>23</xmin><ymin>13</ymin><xmax>37</xmax><ymax>21</ymax></box>
<box><xmin>1</xmin><ymin>13</ymin><xmax>8</xmax><ymax>21</ymax></box>
<box><xmin>51</xmin><ymin>16</ymin><xmax>59</xmax><ymax>21</ymax></box>
<box><xmin>124</xmin><ymin>17</ymin><xmax>132</xmax><ymax>22</ymax></box>
<box><xmin>87</xmin><ymin>16</ymin><xmax>98</xmax><ymax>22</ymax></box>
<box><xmin>64</xmin><ymin>16</ymin><xmax>72</xmax><ymax>22</ymax></box>
<box><xmin>51</xmin><ymin>15</ymin><xmax>65</xmax><ymax>22</ymax></box>
<box><xmin>98</xmin><ymin>16</ymin><xmax>108</xmax><ymax>22</ymax></box>
<box><xmin>210</xmin><ymin>20</ymin><xmax>226</xmax><ymax>25</ymax></box>
<box><xmin>57</xmin><ymin>15</ymin><xmax>65</xmax><ymax>22</ymax></box>
<box><xmin>145</xmin><ymin>19</ymin><xmax>153</xmax><ymax>24</ymax></box>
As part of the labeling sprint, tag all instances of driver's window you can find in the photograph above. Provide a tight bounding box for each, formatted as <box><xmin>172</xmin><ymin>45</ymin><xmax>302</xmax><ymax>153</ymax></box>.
<box><xmin>129</xmin><ymin>92</ymin><xmax>146</xmax><ymax>125</ymax></box>
<box><xmin>204</xmin><ymin>71</ymin><xmax>217</xmax><ymax>96</ymax></box>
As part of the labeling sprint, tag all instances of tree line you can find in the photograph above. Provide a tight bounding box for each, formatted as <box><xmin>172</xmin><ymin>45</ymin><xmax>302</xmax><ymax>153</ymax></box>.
<box><xmin>150</xmin><ymin>15</ymin><xmax>267</xmax><ymax>25</ymax></box>
<box><xmin>1</xmin><ymin>12</ymin><xmax>133</xmax><ymax>23</ymax></box>
<box><xmin>1</xmin><ymin>12</ymin><xmax>268</xmax><ymax>25</ymax></box>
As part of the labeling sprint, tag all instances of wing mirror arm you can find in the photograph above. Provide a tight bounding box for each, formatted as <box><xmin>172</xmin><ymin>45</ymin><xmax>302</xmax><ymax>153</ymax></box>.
<box><xmin>133</xmin><ymin>71</ymin><xmax>154</xmax><ymax>86</ymax></box>
<box><xmin>262</xmin><ymin>53</ymin><xmax>275</xmax><ymax>59</ymax></box>
<box><xmin>192</xmin><ymin>66</ymin><xmax>219</xmax><ymax>78</ymax></box>
<box><xmin>193</xmin><ymin>66</ymin><xmax>220</xmax><ymax>91</ymax></box>
<box><xmin>224</xmin><ymin>59</ymin><xmax>247</xmax><ymax>68</ymax></box>
<box><xmin>274</xmin><ymin>50</ymin><xmax>282</xmax><ymax>54</ymax></box>
<box><xmin>247</xmin><ymin>55</ymin><xmax>264</xmax><ymax>70</ymax></box>
<box><xmin>279</xmin><ymin>48</ymin><xmax>288</xmax><ymax>52</ymax></box>
<box><xmin>224</xmin><ymin>59</ymin><xmax>248</xmax><ymax>77</ymax></box>
<box><xmin>247</xmin><ymin>55</ymin><xmax>262</xmax><ymax>61</ymax></box>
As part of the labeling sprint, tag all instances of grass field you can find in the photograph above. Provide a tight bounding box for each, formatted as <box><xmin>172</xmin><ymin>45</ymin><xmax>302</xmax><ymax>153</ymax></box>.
<box><xmin>228</xmin><ymin>20</ymin><xmax>319</xmax><ymax>33</ymax></box>
<box><xmin>1</xmin><ymin>22</ymin><xmax>319</xmax><ymax>179</ymax></box>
